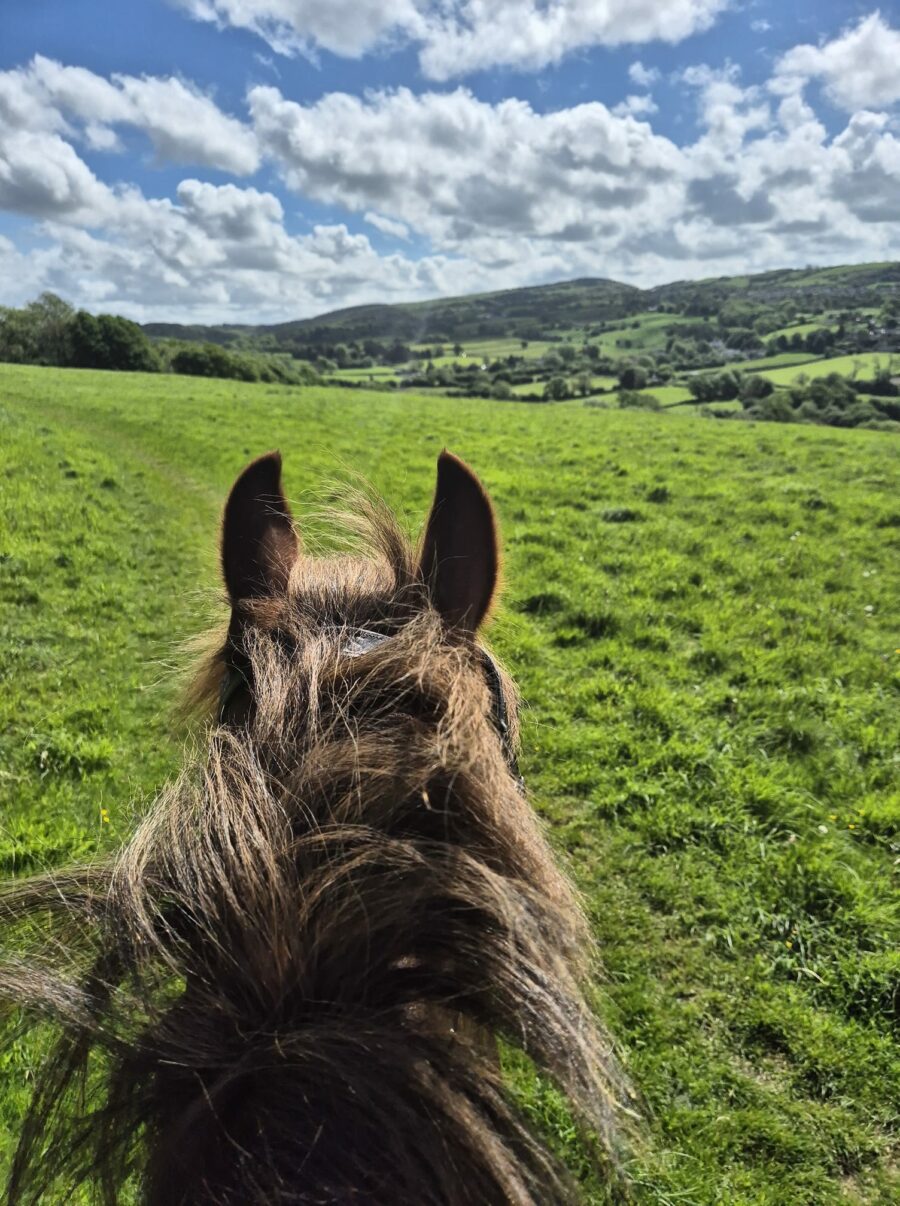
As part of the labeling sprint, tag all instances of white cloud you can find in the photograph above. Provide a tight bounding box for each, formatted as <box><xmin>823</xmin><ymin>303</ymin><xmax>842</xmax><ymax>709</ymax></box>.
<box><xmin>419</xmin><ymin>0</ymin><xmax>730</xmax><ymax>79</ymax></box>
<box><xmin>365</xmin><ymin>211</ymin><xmax>411</xmax><ymax>240</ymax></box>
<box><xmin>173</xmin><ymin>0</ymin><xmax>729</xmax><ymax>78</ymax></box>
<box><xmin>249</xmin><ymin>84</ymin><xmax>684</xmax><ymax>252</ymax></box>
<box><xmin>751</xmin><ymin>19</ymin><xmax>772</xmax><ymax>34</ymax></box>
<box><xmin>171</xmin><ymin>0</ymin><xmax>424</xmax><ymax>59</ymax></box>
<box><xmin>629</xmin><ymin>60</ymin><xmax>661</xmax><ymax>87</ymax></box>
<box><xmin>0</xmin><ymin>130</ymin><xmax>115</xmax><ymax>222</ymax></box>
<box><xmin>3</xmin><ymin>26</ymin><xmax>900</xmax><ymax>323</ymax></box>
<box><xmin>0</xmin><ymin>56</ymin><xmax>259</xmax><ymax>175</ymax></box>
<box><xmin>773</xmin><ymin>12</ymin><xmax>900</xmax><ymax>111</ymax></box>
<box><xmin>612</xmin><ymin>94</ymin><xmax>659</xmax><ymax>118</ymax></box>
<box><xmin>0</xmin><ymin>169</ymin><xmax>499</xmax><ymax>322</ymax></box>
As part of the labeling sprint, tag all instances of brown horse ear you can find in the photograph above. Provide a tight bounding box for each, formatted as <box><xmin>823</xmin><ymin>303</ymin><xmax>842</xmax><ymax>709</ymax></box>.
<box><xmin>419</xmin><ymin>450</ymin><xmax>499</xmax><ymax>632</ymax></box>
<box><xmin>221</xmin><ymin>451</ymin><xmax>299</xmax><ymax>602</ymax></box>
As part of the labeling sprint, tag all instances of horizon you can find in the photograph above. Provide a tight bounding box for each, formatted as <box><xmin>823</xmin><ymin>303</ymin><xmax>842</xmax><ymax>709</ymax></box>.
<box><xmin>2</xmin><ymin>2</ymin><xmax>899</xmax><ymax>324</ymax></box>
<box><xmin>137</xmin><ymin>258</ymin><xmax>897</xmax><ymax>332</ymax></box>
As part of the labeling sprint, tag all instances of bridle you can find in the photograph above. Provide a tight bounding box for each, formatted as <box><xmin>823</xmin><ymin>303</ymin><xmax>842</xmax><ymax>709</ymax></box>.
<box><xmin>218</xmin><ymin>628</ymin><xmax>524</xmax><ymax>790</ymax></box>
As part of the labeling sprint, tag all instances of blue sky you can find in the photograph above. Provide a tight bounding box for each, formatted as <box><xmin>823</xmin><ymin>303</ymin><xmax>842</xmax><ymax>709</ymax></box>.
<box><xmin>1</xmin><ymin>1</ymin><xmax>898</xmax><ymax>322</ymax></box>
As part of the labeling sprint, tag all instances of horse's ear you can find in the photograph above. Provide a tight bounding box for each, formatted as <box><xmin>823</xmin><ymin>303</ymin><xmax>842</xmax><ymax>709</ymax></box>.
<box><xmin>221</xmin><ymin>451</ymin><xmax>299</xmax><ymax>602</ymax></box>
<box><xmin>419</xmin><ymin>450</ymin><xmax>499</xmax><ymax>633</ymax></box>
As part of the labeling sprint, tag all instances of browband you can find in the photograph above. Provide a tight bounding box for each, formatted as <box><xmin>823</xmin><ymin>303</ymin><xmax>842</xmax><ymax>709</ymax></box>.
<box><xmin>219</xmin><ymin>627</ymin><xmax>523</xmax><ymax>789</ymax></box>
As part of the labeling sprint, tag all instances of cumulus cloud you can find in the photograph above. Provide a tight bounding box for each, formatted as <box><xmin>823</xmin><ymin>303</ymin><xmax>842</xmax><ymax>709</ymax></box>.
<box><xmin>171</xmin><ymin>0</ymin><xmax>424</xmax><ymax>59</ymax></box>
<box><xmin>3</xmin><ymin>21</ymin><xmax>900</xmax><ymax>322</ymax></box>
<box><xmin>612</xmin><ymin>94</ymin><xmax>658</xmax><ymax>118</ymax></box>
<box><xmin>365</xmin><ymin>211</ymin><xmax>411</xmax><ymax>240</ymax></box>
<box><xmin>628</xmin><ymin>61</ymin><xmax>661</xmax><ymax>87</ymax></box>
<box><xmin>173</xmin><ymin>0</ymin><xmax>729</xmax><ymax>78</ymax></box>
<box><xmin>249</xmin><ymin>84</ymin><xmax>684</xmax><ymax>251</ymax></box>
<box><xmin>0</xmin><ymin>56</ymin><xmax>259</xmax><ymax>174</ymax></box>
<box><xmin>1</xmin><ymin>169</ymin><xmax>499</xmax><ymax>322</ymax></box>
<box><xmin>417</xmin><ymin>0</ymin><xmax>729</xmax><ymax>79</ymax></box>
<box><xmin>773</xmin><ymin>12</ymin><xmax>900</xmax><ymax>111</ymax></box>
<box><xmin>0</xmin><ymin>130</ymin><xmax>114</xmax><ymax>222</ymax></box>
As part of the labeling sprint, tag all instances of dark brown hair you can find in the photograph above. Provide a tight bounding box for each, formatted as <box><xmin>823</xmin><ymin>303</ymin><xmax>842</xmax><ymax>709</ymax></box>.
<box><xmin>0</xmin><ymin>451</ymin><xmax>632</xmax><ymax>1203</ymax></box>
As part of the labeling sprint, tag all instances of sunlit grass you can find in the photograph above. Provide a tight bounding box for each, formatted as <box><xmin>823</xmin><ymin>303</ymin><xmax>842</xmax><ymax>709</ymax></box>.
<box><xmin>0</xmin><ymin>363</ymin><xmax>897</xmax><ymax>1203</ymax></box>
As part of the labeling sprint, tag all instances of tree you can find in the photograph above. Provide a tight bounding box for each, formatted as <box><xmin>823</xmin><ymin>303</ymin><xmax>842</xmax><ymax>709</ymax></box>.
<box><xmin>69</xmin><ymin>312</ymin><xmax>159</xmax><ymax>372</ymax></box>
<box><xmin>0</xmin><ymin>307</ymin><xmax>39</xmax><ymax>363</ymax></box>
<box><xmin>575</xmin><ymin>372</ymin><xmax>593</xmax><ymax>397</ymax></box>
<box><xmin>97</xmin><ymin>315</ymin><xmax>160</xmax><ymax>372</ymax></box>
<box><xmin>739</xmin><ymin>374</ymin><xmax>774</xmax><ymax>404</ymax></box>
<box><xmin>25</xmin><ymin>293</ymin><xmax>75</xmax><ymax>365</ymax></box>
<box><xmin>618</xmin><ymin>363</ymin><xmax>648</xmax><ymax>390</ymax></box>
<box><xmin>617</xmin><ymin>389</ymin><xmax>660</xmax><ymax>410</ymax></box>
<box><xmin>543</xmin><ymin>376</ymin><xmax>569</xmax><ymax>401</ymax></box>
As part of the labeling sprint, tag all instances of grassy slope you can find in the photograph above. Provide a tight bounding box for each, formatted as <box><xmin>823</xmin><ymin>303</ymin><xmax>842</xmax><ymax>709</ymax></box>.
<box><xmin>0</xmin><ymin>365</ymin><xmax>898</xmax><ymax>1204</ymax></box>
<box><xmin>760</xmin><ymin>353</ymin><xmax>900</xmax><ymax>386</ymax></box>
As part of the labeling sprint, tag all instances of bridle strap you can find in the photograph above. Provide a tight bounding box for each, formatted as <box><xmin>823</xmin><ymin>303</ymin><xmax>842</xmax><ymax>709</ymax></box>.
<box><xmin>219</xmin><ymin>628</ymin><xmax>524</xmax><ymax>789</ymax></box>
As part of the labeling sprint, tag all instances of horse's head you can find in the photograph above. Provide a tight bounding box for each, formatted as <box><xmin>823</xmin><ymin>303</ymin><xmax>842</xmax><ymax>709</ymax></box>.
<box><xmin>222</xmin><ymin>447</ymin><xmax>499</xmax><ymax>635</ymax></box>
<box><xmin>212</xmin><ymin>449</ymin><xmax>521</xmax><ymax>793</ymax></box>
<box><xmin>0</xmin><ymin>451</ymin><xmax>631</xmax><ymax>1206</ymax></box>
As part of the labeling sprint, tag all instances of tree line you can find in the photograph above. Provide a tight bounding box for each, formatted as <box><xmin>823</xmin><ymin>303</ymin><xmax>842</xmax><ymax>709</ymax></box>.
<box><xmin>0</xmin><ymin>294</ymin><xmax>318</xmax><ymax>385</ymax></box>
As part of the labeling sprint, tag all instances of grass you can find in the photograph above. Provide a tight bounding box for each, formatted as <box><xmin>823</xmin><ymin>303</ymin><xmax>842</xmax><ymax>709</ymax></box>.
<box><xmin>509</xmin><ymin>376</ymin><xmax>619</xmax><ymax>398</ymax></box>
<box><xmin>636</xmin><ymin>386</ymin><xmax>695</xmax><ymax>407</ymax></box>
<box><xmin>331</xmin><ymin>365</ymin><xmax>400</xmax><ymax>381</ymax></box>
<box><xmin>595</xmin><ymin>314</ymin><xmax>704</xmax><ymax>355</ymax></box>
<box><xmin>730</xmin><ymin>353</ymin><xmax>823</xmax><ymax>372</ymax></box>
<box><xmin>760</xmin><ymin>353</ymin><xmax>900</xmax><ymax>386</ymax></box>
<box><xmin>1</xmin><ymin>363</ymin><xmax>898</xmax><ymax>1203</ymax></box>
<box><xmin>765</xmin><ymin>322</ymin><xmax>831</xmax><ymax>342</ymax></box>
<box><xmin>411</xmin><ymin>338</ymin><xmax>556</xmax><ymax>363</ymax></box>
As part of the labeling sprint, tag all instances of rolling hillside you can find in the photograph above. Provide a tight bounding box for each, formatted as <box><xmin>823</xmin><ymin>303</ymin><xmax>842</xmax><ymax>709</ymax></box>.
<box><xmin>143</xmin><ymin>260</ymin><xmax>900</xmax><ymax>348</ymax></box>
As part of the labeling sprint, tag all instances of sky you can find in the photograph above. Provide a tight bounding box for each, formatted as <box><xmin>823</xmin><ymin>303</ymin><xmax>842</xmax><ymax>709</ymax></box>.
<box><xmin>1</xmin><ymin>1</ymin><xmax>899</xmax><ymax>324</ymax></box>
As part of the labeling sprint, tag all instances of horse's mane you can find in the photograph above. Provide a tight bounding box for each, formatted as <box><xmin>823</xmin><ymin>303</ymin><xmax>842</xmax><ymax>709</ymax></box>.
<box><xmin>0</xmin><ymin>483</ymin><xmax>631</xmax><ymax>1204</ymax></box>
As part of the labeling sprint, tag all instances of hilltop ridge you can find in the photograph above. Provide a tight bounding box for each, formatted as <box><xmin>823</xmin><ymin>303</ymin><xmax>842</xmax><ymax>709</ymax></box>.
<box><xmin>142</xmin><ymin>261</ymin><xmax>900</xmax><ymax>347</ymax></box>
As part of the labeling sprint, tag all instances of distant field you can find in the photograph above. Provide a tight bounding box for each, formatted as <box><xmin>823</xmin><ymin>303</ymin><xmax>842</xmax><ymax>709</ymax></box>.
<box><xmin>760</xmin><ymin>352</ymin><xmax>900</xmax><ymax>385</ymax></box>
<box><xmin>1</xmin><ymin>364</ymin><xmax>898</xmax><ymax>1204</ymax></box>
<box><xmin>638</xmin><ymin>385</ymin><xmax>695</xmax><ymax>406</ymax></box>
<box><xmin>671</xmin><ymin>399</ymin><xmax>744</xmax><ymax>417</ymax></box>
<box><xmin>411</xmin><ymin>338</ymin><xmax>555</xmax><ymax>363</ymax></box>
<box><xmin>595</xmin><ymin>313</ymin><xmax>703</xmax><ymax>355</ymax></box>
<box><xmin>332</xmin><ymin>366</ymin><xmax>399</xmax><ymax>382</ymax></box>
<box><xmin>730</xmin><ymin>352</ymin><xmax>821</xmax><ymax>372</ymax></box>
<box><xmin>765</xmin><ymin>321</ymin><xmax>830</xmax><ymax>341</ymax></box>
<box><xmin>507</xmin><ymin>375</ymin><xmax>619</xmax><ymax>398</ymax></box>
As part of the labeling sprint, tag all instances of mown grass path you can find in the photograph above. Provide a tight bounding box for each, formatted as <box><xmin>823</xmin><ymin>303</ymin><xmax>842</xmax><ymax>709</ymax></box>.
<box><xmin>1</xmin><ymin>365</ymin><xmax>898</xmax><ymax>1203</ymax></box>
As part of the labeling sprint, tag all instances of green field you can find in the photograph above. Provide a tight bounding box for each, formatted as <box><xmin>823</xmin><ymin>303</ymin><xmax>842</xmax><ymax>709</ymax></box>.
<box><xmin>595</xmin><ymin>313</ymin><xmax>704</xmax><ymax>355</ymax></box>
<box><xmin>331</xmin><ymin>365</ymin><xmax>400</xmax><ymax>382</ymax></box>
<box><xmin>729</xmin><ymin>352</ymin><xmax>822</xmax><ymax>372</ymax></box>
<box><xmin>1</xmin><ymin>364</ymin><xmax>898</xmax><ymax>1203</ymax></box>
<box><xmin>635</xmin><ymin>386</ymin><xmax>695</xmax><ymax>407</ymax></box>
<box><xmin>760</xmin><ymin>353</ymin><xmax>900</xmax><ymax>386</ymax></box>
<box><xmin>509</xmin><ymin>375</ymin><xmax>619</xmax><ymax>398</ymax></box>
<box><xmin>412</xmin><ymin>337</ymin><xmax>556</xmax><ymax>363</ymax></box>
<box><xmin>765</xmin><ymin>322</ymin><xmax>830</xmax><ymax>342</ymax></box>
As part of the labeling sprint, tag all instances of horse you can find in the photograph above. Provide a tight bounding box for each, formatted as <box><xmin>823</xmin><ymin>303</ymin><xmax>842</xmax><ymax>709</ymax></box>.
<box><xmin>0</xmin><ymin>450</ymin><xmax>630</xmax><ymax>1203</ymax></box>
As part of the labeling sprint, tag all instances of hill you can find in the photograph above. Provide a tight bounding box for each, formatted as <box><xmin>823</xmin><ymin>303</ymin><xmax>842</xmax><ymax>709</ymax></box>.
<box><xmin>142</xmin><ymin>260</ymin><xmax>900</xmax><ymax>348</ymax></box>
<box><xmin>143</xmin><ymin>277</ymin><xmax>642</xmax><ymax>346</ymax></box>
